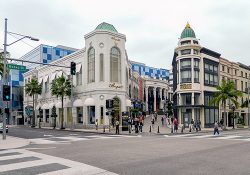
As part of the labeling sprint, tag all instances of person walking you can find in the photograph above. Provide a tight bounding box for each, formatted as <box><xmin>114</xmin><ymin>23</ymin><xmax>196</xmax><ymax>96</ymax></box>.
<box><xmin>161</xmin><ymin>116</ymin><xmax>164</xmax><ymax>126</ymax></box>
<box><xmin>151</xmin><ymin>116</ymin><xmax>155</xmax><ymax>130</ymax></box>
<box><xmin>115</xmin><ymin>118</ymin><xmax>120</xmax><ymax>134</ymax></box>
<box><xmin>139</xmin><ymin>115</ymin><xmax>143</xmax><ymax>132</ymax></box>
<box><xmin>134</xmin><ymin>117</ymin><xmax>139</xmax><ymax>133</ymax></box>
<box><xmin>128</xmin><ymin>116</ymin><xmax>132</xmax><ymax>133</ymax></box>
<box><xmin>173</xmin><ymin>117</ymin><xmax>178</xmax><ymax>133</ymax></box>
<box><xmin>95</xmin><ymin>119</ymin><xmax>98</xmax><ymax>130</ymax></box>
<box><xmin>214</xmin><ymin>121</ymin><xmax>219</xmax><ymax>135</ymax></box>
<box><xmin>198</xmin><ymin>119</ymin><xmax>201</xmax><ymax>131</ymax></box>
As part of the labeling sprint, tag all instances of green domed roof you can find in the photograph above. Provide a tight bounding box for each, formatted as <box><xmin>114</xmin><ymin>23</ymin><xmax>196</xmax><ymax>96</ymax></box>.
<box><xmin>95</xmin><ymin>22</ymin><xmax>118</xmax><ymax>33</ymax></box>
<box><xmin>180</xmin><ymin>22</ymin><xmax>196</xmax><ymax>39</ymax></box>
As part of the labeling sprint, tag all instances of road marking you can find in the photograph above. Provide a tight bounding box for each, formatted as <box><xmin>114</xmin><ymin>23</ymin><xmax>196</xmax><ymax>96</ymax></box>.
<box><xmin>44</xmin><ymin>134</ymin><xmax>53</xmax><ymax>137</ymax></box>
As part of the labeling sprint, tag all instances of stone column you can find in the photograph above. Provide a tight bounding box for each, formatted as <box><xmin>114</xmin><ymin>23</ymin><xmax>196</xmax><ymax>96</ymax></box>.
<box><xmin>192</xmin><ymin>93</ymin><xmax>195</xmax><ymax>120</ymax></box>
<box><xmin>159</xmin><ymin>88</ymin><xmax>162</xmax><ymax>109</ymax></box>
<box><xmin>145</xmin><ymin>86</ymin><xmax>149</xmax><ymax>112</ymax></box>
<box><xmin>153</xmin><ymin>87</ymin><xmax>156</xmax><ymax>112</ymax></box>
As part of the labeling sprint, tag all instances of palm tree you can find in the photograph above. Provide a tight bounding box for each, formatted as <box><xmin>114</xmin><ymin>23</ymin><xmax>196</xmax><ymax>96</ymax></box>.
<box><xmin>210</xmin><ymin>80</ymin><xmax>242</xmax><ymax>129</ymax></box>
<box><xmin>51</xmin><ymin>75</ymin><xmax>71</xmax><ymax>129</ymax></box>
<box><xmin>25</xmin><ymin>78</ymin><xmax>42</xmax><ymax>127</ymax></box>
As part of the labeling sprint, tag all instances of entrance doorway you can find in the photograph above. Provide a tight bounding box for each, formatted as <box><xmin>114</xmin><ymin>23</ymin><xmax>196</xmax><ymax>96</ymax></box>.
<box><xmin>112</xmin><ymin>97</ymin><xmax>121</xmax><ymax>125</ymax></box>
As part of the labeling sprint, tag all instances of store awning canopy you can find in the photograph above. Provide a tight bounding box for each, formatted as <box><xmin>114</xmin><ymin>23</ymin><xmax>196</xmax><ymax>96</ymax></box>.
<box><xmin>48</xmin><ymin>103</ymin><xmax>55</xmax><ymax>109</ymax></box>
<box><xmin>126</xmin><ymin>99</ymin><xmax>132</xmax><ymax>107</ymax></box>
<box><xmin>73</xmin><ymin>99</ymin><xmax>83</xmax><ymax>107</ymax></box>
<box><xmin>41</xmin><ymin>103</ymin><xmax>49</xmax><ymax>109</ymax></box>
<box><xmin>84</xmin><ymin>97</ymin><xmax>95</xmax><ymax>106</ymax></box>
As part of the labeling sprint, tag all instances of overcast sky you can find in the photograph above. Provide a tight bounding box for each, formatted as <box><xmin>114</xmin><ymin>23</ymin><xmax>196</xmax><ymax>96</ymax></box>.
<box><xmin>0</xmin><ymin>0</ymin><xmax>250</xmax><ymax>69</ymax></box>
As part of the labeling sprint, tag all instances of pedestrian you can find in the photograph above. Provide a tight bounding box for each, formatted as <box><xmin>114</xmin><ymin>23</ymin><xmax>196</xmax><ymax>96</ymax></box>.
<box><xmin>155</xmin><ymin>113</ymin><xmax>158</xmax><ymax>121</ymax></box>
<box><xmin>134</xmin><ymin>117</ymin><xmax>139</xmax><ymax>133</ymax></box>
<box><xmin>128</xmin><ymin>116</ymin><xmax>132</xmax><ymax>133</ymax></box>
<box><xmin>194</xmin><ymin>120</ymin><xmax>198</xmax><ymax>132</ymax></box>
<box><xmin>198</xmin><ymin>119</ymin><xmax>201</xmax><ymax>131</ymax></box>
<box><xmin>115</xmin><ymin>119</ymin><xmax>120</xmax><ymax>134</ymax></box>
<box><xmin>95</xmin><ymin>119</ymin><xmax>98</xmax><ymax>130</ymax></box>
<box><xmin>190</xmin><ymin>118</ymin><xmax>194</xmax><ymax>132</ymax></box>
<box><xmin>139</xmin><ymin>115</ymin><xmax>143</xmax><ymax>132</ymax></box>
<box><xmin>151</xmin><ymin>116</ymin><xmax>155</xmax><ymax>130</ymax></box>
<box><xmin>161</xmin><ymin>116</ymin><xmax>164</xmax><ymax>126</ymax></box>
<box><xmin>214</xmin><ymin>121</ymin><xmax>219</xmax><ymax>135</ymax></box>
<box><xmin>173</xmin><ymin>117</ymin><xmax>178</xmax><ymax>133</ymax></box>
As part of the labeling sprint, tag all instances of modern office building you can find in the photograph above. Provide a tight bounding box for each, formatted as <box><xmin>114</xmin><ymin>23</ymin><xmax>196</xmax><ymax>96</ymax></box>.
<box><xmin>23</xmin><ymin>22</ymin><xmax>171</xmax><ymax>128</ymax></box>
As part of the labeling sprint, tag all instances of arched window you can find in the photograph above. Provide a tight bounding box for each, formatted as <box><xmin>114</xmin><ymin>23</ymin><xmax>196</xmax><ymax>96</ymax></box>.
<box><xmin>100</xmin><ymin>53</ymin><xmax>104</xmax><ymax>81</ymax></box>
<box><xmin>110</xmin><ymin>47</ymin><xmax>121</xmax><ymax>83</ymax></box>
<box><xmin>88</xmin><ymin>47</ymin><xmax>95</xmax><ymax>83</ymax></box>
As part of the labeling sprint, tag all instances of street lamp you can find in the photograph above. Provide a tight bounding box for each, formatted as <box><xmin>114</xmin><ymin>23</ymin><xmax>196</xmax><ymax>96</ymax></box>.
<box><xmin>2</xmin><ymin>18</ymin><xmax>39</xmax><ymax>140</ymax></box>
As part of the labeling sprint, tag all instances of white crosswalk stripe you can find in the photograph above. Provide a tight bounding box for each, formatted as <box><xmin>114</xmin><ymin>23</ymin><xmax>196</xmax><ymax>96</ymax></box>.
<box><xmin>0</xmin><ymin>149</ymin><xmax>118</xmax><ymax>175</ymax></box>
<box><xmin>164</xmin><ymin>134</ymin><xmax>250</xmax><ymax>141</ymax></box>
<box><xmin>29</xmin><ymin>134</ymin><xmax>140</xmax><ymax>145</ymax></box>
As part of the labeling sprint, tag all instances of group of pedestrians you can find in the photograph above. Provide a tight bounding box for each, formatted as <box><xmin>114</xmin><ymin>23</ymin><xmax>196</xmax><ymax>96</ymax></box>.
<box><xmin>128</xmin><ymin>115</ymin><xmax>144</xmax><ymax>133</ymax></box>
<box><xmin>189</xmin><ymin>118</ymin><xmax>201</xmax><ymax>132</ymax></box>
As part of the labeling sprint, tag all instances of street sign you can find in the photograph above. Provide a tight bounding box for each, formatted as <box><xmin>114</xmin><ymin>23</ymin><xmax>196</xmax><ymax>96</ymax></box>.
<box><xmin>6</xmin><ymin>64</ymin><xmax>26</xmax><ymax>71</ymax></box>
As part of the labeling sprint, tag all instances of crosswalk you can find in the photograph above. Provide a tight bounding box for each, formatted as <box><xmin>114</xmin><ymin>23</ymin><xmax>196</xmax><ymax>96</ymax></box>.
<box><xmin>164</xmin><ymin>134</ymin><xmax>250</xmax><ymax>141</ymax></box>
<box><xmin>0</xmin><ymin>149</ymin><xmax>118</xmax><ymax>175</ymax></box>
<box><xmin>29</xmin><ymin>134</ymin><xmax>140</xmax><ymax>145</ymax></box>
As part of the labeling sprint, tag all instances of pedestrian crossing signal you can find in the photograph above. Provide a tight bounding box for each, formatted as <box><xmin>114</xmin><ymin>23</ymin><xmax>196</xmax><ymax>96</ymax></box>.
<box><xmin>70</xmin><ymin>62</ymin><xmax>76</xmax><ymax>75</ymax></box>
<box><xmin>3</xmin><ymin>85</ymin><xmax>10</xmax><ymax>101</ymax></box>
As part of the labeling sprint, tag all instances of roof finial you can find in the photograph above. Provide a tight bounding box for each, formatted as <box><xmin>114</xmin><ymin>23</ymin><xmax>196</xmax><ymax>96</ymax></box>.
<box><xmin>185</xmin><ymin>22</ymin><xmax>190</xmax><ymax>28</ymax></box>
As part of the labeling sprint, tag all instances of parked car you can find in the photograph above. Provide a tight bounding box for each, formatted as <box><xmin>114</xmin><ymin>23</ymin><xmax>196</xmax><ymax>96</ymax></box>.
<box><xmin>0</xmin><ymin>123</ymin><xmax>8</xmax><ymax>133</ymax></box>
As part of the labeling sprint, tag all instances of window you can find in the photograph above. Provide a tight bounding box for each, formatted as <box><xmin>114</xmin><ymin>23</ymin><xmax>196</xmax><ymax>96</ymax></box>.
<box><xmin>77</xmin><ymin>107</ymin><xmax>83</xmax><ymax>123</ymax></box>
<box><xmin>245</xmin><ymin>82</ymin><xmax>248</xmax><ymax>92</ymax></box>
<box><xmin>214</xmin><ymin>75</ymin><xmax>218</xmax><ymax>85</ymax></box>
<box><xmin>181</xmin><ymin>40</ymin><xmax>191</xmax><ymax>45</ymax></box>
<box><xmin>181</xmin><ymin>70</ymin><xmax>191</xmax><ymax>83</ymax></box>
<box><xmin>76</xmin><ymin>67</ymin><xmax>82</xmax><ymax>86</ymax></box>
<box><xmin>45</xmin><ymin>109</ymin><xmax>49</xmax><ymax>123</ymax></box>
<box><xmin>194</xmin><ymin>94</ymin><xmax>200</xmax><ymax>104</ymax></box>
<box><xmin>193</xmin><ymin>49</ymin><xmax>199</xmax><ymax>55</ymax></box>
<box><xmin>180</xmin><ymin>59</ymin><xmax>191</xmax><ymax>69</ymax></box>
<box><xmin>193</xmin><ymin>40</ymin><xmax>198</xmax><ymax>44</ymax></box>
<box><xmin>245</xmin><ymin>73</ymin><xmax>248</xmax><ymax>79</ymax></box>
<box><xmin>194</xmin><ymin>70</ymin><xmax>199</xmax><ymax>82</ymax></box>
<box><xmin>214</xmin><ymin>66</ymin><xmax>218</xmax><ymax>73</ymax></box>
<box><xmin>181</xmin><ymin>93</ymin><xmax>192</xmax><ymax>105</ymax></box>
<box><xmin>100</xmin><ymin>107</ymin><xmax>104</xmax><ymax>124</ymax></box>
<box><xmin>241</xmin><ymin>71</ymin><xmax>243</xmax><ymax>77</ymax></box>
<box><xmin>100</xmin><ymin>54</ymin><xmax>104</xmax><ymax>81</ymax></box>
<box><xmin>235</xmin><ymin>70</ymin><xmax>237</xmax><ymax>75</ymax></box>
<box><xmin>241</xmin><ymin>81</ymin><xmax>243</xmax><ymax>91</ymax></box>
<box><xmin>110</xmin><ymin>47</ymin><xmax>121</xmax><ymax>83</ymax></box>
<box><xmin>228</xmin><ymin>68</ymin><xmax>230</xmax><ymax>73</ymax></box>
<box><xmin>205</xmin><ymin>73</ymin><xmax>209</xmax><ymax>84</ymax></box>
<box><xmin>88</xmin><ymin>47</ymin><xmax>95</xmax><ymax>83</ymax></box>
<box><xmin>194</xmin><ymin>59</ymin><xmax>199</xmax><ymax>68</ymax></box>
<box><xmin>222</xmin><ymin>66</ymin><xmax>225</xmax><ymax>71</ymax></box>
<box><xmin>205</xmin><ymin>64</ymin><xmax>209</xmax><ymax>71</ymax></box>
<box><xmin>204</xmin><ymin>61</ymin><xmax>218</xmax><ymax>86</ymax></box>
<box><xmin>181</xmin><ymin>49</ymin><xmax>191</xmax><ymax>55</ymax></box>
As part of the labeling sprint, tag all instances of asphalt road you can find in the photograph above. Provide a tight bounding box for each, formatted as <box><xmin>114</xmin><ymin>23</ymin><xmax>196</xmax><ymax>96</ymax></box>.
<box><xmin>4</xmin><ymin>126</ymin><xmax>250</xmax><ymax>175</ymax></box>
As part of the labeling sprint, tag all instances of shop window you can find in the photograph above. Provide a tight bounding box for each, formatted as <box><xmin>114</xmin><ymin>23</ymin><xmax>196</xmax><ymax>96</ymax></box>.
<box><xmin>77</xmin><ymin>107</ymin><xmax>83</xmax><ymax>123</ymax></box>
<box><xmin>100</xmin><ymin>54</ymin><xmax>104</xmax><ymax>81</ymax></box>
<box><xmin>100</xmin><ymin>106</ymin><xmax>104</xmax><ymax>125</ymax></box>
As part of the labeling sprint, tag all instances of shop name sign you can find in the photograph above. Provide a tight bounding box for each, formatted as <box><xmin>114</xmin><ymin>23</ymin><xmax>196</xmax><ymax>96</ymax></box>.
<box><xmin>109</xmin><ymin>83</ymin><xmax>123</xmax><ymax>89</ymax></box>
<box><xmin>180</xmin><ymin>84</ymin><xmax>192</xmax><ymax>89</ymax></box>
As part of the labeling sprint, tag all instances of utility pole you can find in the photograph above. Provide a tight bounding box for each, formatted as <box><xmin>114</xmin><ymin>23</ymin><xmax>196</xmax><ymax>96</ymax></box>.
<box><xmin>2</xmin><ymin>18</ymin><xmax>8</xmax><ymax>140</ymax></box>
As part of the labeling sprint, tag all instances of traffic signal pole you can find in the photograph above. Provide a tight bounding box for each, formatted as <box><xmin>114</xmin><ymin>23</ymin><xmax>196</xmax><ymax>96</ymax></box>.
<box><xmin>2</xmin><ymin>18</ymin><xmax>8</xmax><ymax>140</ymax></box>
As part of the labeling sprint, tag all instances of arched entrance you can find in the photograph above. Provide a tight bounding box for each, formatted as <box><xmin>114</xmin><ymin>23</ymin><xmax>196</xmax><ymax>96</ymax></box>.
<box><xmin>111</xmin><ymin>97</ymin><xmax>121</xmax><ymax>126</ymax></box>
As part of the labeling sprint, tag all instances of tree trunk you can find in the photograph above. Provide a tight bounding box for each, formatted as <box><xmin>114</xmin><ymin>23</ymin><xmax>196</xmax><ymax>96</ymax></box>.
<box><xmin>61</xmin><ymin>96</ymin><xmax>64</xmax><ymax>129</ymax></box>
<box><xmin>32</xmin><ymin>94</ymin><xmax>35</xmax><ymax>127</ymax></box>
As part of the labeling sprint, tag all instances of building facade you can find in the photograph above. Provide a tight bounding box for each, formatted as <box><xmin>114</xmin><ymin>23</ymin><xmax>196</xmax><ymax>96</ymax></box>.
<box><xmin>23</xmin><ymin>22</ymin><xmax>171</xmax><ymax>128</ymax></box>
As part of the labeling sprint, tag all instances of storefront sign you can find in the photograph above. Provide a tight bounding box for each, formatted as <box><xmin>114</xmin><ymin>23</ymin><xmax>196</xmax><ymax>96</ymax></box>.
<box><xmin>180</xmin><ymin>84</ymin><xmax>192</xmax><ymax>89</ymax></box>
<box><xmin>109</xmin><ymin>83</ymin><xmax>123</xmax><ymax>89</ymax></box>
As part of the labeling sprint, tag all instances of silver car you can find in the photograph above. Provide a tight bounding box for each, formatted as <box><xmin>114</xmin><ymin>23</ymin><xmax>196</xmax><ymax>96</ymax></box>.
<box><xmin>0</xmin><ymin>123</ymin><xmax>8</xmax><ymax>133</ymax></box>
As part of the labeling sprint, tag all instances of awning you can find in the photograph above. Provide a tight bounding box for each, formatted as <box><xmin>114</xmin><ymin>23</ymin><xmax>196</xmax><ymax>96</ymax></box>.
<box><xmin>73</xmin><ymin>99</ymin><xmax>83</xmax><ymax>107</ymax></box>
<box><xmin>50</xmin><ymin>73</ymin><xmax>57</xmax><ymax>81</ymax></box>
<box><xmin>48</xmin><ymin>103</ymin><xmax>55</xmax><ymax>109</ymax></box>
<box><xmin>55</xmin><ymin>102</ymin><xmax>62</xmax><ymax>108</ymax></box>
<box><xmin>36</xmin><ymin>104</ymin><xmax>41</xmax><ymax>110</ymax></box>
<box><xmin>126</xmin><ymin>99</ymin><xmax>132</xmax><ymax>107</ymax></box>
<box><xmin>44</xmin><ymin>75</ymin><xmax>49</xmax><ymax>82</ymax></box>
<box><xmin>84</xmin><ymin>97</ymin><xmax>95</xmax><ymax>106</ymax></box>
<box><xmin>76</xmin><ymin>64</ymin><xmax>82</xmax><ymax>73</ymax></box>
<box><xmin>38</xmin><ymin>77</ymin><xmax>43</xmax><ymax>84</ymax></box>
<box><xmin>41</xmin><ymin>103</ymin><xmax>49</xmax><ymax>109</ymax></box>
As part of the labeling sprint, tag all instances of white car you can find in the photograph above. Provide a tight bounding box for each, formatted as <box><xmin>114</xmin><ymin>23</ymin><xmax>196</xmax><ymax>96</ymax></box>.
<box><xmin>0</xmin><ymin>123</ymin><xmax>8</xmax><ymax>133</ymax></box>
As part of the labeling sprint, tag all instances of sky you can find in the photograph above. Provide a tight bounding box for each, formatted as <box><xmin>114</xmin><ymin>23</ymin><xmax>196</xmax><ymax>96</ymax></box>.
<box><xmin>0</xmin><ymin>0</ymin><xmax>250</xmax><ymax>70</ymax></box>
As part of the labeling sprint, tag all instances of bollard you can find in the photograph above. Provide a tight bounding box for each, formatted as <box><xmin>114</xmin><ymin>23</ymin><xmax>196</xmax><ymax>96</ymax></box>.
<box><xmin>103</xmin><ymin>126</ymin><xmax>105</xmax><ymax>133</ymax></box>
<box><xmin>149</xmin><ymin>125</ymin><xmax>151</xmax><ymax>132</ymax></box>
<box><xmin>157</xmin><ymin>126</ymin><xmax>160</xmax><ymax>133</ymax></box>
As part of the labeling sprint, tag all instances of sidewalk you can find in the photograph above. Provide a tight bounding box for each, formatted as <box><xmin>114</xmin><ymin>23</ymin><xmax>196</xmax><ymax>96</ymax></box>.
<box><xmin>0</xmin><ymin>136</ymin><xmax>30</xmax><ymax>150</ymax></box>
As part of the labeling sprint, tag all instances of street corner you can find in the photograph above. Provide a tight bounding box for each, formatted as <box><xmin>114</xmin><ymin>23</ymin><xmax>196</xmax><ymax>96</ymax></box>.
<box><xmin>0</xmin><ymin>136</ymin><xmax>30</xmax><ymax>150</ymax></box>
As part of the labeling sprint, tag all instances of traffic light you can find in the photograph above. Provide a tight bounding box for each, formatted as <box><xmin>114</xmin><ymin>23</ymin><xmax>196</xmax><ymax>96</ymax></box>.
<box><xmin>3</xmin><ymin>85</ymin><xmax>10</xmax><ymax>101</ymax></box>
<box><xmin>70</xmin><ymin>62</ymin><xmax>76</xmax><ymax>75</ymax></box>
<box><xmin>106</xmin><ymin>99</ymin><xmax>114</xmax><ymax>109</ymax></box>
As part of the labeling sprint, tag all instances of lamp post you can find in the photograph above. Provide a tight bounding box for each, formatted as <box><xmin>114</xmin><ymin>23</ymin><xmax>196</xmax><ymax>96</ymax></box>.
<box><xmin>2</xmin><ymin>18</ymin><xmax>39</xmax><ymax>140</ymax></box>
